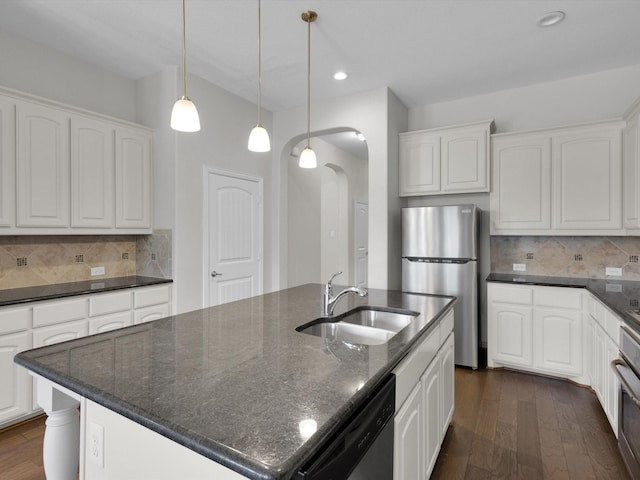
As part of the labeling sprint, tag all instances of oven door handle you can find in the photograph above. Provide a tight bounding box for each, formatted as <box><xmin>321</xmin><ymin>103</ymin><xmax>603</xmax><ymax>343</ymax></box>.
<box><xmin>611</xmin><ymin>358</ymin><xmax>640</xmax><ymax>408</ymax></box>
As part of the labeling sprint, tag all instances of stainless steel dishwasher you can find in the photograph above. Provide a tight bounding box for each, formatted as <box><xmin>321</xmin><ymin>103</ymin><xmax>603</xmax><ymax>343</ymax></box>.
<box><xmin>296</xmin><ymin>375</ymin><xmax>395</xmax><ymax>479</ymax></box>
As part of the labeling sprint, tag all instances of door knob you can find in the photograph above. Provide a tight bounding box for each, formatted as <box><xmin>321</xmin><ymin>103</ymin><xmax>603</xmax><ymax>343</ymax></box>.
<box><xmin>211</xmin><ymin>271</ymin><xmax>224</xmax><ymax>277</ymax></box>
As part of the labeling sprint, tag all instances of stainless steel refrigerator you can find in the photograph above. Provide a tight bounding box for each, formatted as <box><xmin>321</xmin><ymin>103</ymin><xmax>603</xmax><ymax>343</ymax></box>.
<box><xmin>402</xmin><ymin>205</ymin><xmax>479</xmax><ymax>369</ymax></box>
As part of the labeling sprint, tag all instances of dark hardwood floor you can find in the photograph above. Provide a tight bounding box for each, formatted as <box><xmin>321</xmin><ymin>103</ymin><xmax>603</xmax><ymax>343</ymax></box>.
<box><xmin>432</xmin><ymin>368</ymin><xmax>630</xmax><ymax>480</ymax></box>
<box><xmin>0</xmin><ymin>368</ymin><xmax>630</xmax><ymax>479</ymax></box>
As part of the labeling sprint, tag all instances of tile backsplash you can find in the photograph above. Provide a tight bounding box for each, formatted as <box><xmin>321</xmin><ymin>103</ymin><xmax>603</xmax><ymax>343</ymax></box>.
<box><xmin>491</xmin><ymin>236</ymin><xmax>640</xmax><ymax>280</ymax></box>
<box><xmin>0</xmin><ymin>230</ymin><xmax>172</xmax><ymax>290</ymax></box>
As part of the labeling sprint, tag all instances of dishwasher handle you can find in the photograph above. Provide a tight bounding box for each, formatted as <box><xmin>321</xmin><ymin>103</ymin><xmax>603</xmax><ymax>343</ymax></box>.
<box><xmin>611</xmin><ymin>358</ymin><xmax>640</xmax><ymax>408</ymax></box>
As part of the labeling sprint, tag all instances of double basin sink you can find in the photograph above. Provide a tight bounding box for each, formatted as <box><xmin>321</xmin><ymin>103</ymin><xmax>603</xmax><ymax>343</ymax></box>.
<box><xmin>296</xmin><ymin>307</ymin><xmax>419</xmax><ymax>346</ymax></box>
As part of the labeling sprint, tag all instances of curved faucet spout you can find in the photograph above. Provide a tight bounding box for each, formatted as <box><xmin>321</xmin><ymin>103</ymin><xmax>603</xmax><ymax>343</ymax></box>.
<box><xmin>323</xmin><ymin>271</ymin><xmax>368</xmax><ymax>316</ymax></box>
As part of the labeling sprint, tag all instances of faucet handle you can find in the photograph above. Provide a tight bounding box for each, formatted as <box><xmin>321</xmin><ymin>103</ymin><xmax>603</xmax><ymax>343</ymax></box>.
<box><xmin>325</xmin><ymin>271</ymin><xmax>342</xmax><ymax>295</ymax></box>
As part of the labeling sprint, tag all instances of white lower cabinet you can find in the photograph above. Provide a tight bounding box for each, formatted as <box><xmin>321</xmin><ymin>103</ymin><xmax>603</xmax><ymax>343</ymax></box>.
<box><xmin>488</xmin><ymin>282</ymin><xmax>622</xmax><ymax>437</ymax></box>
<box><xmin>0</xmin><ymin>331</ymin><xmax>31</xmax><ymax>424</ymax></box>
<box><xmin>393</xmin><ymin>309</ymin><xmax>454</xmax><ymax>480</ymax></box>
<box><xmin>488</xmin><ymin>284</ymin><xmax>584</xmax><ymax>381</ymax></box>
<box><xmin>0</xmin><ymin>283</ymin><xmax>172</xmax><ymax>428</ymax></box>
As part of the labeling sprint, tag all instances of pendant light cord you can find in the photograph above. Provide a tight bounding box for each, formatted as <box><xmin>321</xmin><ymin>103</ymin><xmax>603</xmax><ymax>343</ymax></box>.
<box><xmin>306</xmin><ymin>15</ymin><xmax>311</xmax><ymax>149</ymax></box>
<box><xmin>257</xmin><ymin>0</ymin><xmax>262</xmax><ymax>125</ymax></box>
<box><xmin>181</xmin><ymin>0</ymin><xmax>187</xmax><ymax>98</ymax></box>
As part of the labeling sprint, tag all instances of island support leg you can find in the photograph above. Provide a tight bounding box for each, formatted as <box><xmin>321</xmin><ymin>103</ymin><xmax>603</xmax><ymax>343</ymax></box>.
<box><xmin>36</xmin><ymin>377</ymin><xmax>81</xmax><ymax>480</ymax></box>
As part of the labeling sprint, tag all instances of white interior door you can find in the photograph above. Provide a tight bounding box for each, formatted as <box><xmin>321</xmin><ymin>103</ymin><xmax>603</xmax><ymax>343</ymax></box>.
<box><xmin>206</xmin><ymin>170</ymin><xmax>262</xmax><ymax>307</ymax></box>
<box><xmin>355</xmin><ymin>200</ymin><xmax>368</xmax><ymax>287</ymax></box>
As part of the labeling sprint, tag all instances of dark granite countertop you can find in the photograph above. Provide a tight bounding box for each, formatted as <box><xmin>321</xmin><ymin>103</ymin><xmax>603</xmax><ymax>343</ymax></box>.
<box><xmin>486</xmin><ymin>273</ymin><xmax>640</xmax><ymax>335</ymax></box>
<box><xmin>0</xmin><ymin>276</ymin><xmax>172</xmax><ymax>307</ymax></box>
<box><xmin>15</xmin><ymin>284</ymin><xmax>455</xmax><ymax>480</ymax></box>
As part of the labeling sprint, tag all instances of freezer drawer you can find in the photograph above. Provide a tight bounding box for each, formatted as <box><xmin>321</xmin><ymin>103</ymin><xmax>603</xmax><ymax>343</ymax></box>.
<box><xmin>402</xmin><ymin>258</ymin><xmax>478</xmax><ymax>368</ymax></box>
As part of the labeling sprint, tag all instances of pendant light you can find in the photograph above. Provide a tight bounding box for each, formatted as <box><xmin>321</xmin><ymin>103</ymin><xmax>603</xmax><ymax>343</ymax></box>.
<box><xmin>299</xmin><ymin>10</ymin><xmax>317</xmax><ymax>169</ymax></box>
<box><xmin>171</xmin><ymin>0</ymin><xmax>200</xmax><ymax>132</ymax></box>
<box><xmin>248</xmin><ymin>0</ymin><xmax>271</xmax><ymax>152</ymax></box>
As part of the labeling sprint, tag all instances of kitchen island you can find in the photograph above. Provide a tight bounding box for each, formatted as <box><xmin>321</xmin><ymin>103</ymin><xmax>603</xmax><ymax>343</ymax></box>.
<box><xmin>15</xmin><ymin>284</ymin><xmax>455</xmax><ymax>480</ymax></box>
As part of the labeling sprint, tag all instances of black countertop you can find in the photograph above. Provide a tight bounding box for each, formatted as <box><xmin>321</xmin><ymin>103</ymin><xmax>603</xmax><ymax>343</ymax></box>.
<box><xmin>486</xmin><ymin>273</ymin><xmax>640</xmax><ymax>335</ymax></box>
<box><xmin>15</xmin><ymin>284</ymin><xmax>455</xmax><ymax>480</ymax></box>
<box><xmin>0</xmin><ymin>276</ymin><xmax>172</xmax><ymax>307</ymax></box>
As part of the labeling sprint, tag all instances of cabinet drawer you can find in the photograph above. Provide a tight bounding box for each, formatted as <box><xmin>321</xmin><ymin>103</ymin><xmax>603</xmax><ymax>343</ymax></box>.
<box><xmin>134</xmin><ymin>285</ymin><xmax>170</xmax><ymax>308</ymax></box>
<box><xmin>489</xmin><ymin>284</ymin><xmax>533</xmax><ymax>305</ymax></box>
<box><xmin>33</xmin><ymin>297</ymin><xmax>88</xmax><ymax>328</ymax></box>
<box><xmin>134</xmin><ymin>304</ymin><xmax>169</xmax><ymax>325</ymax></box>
<box><xmin>393</xmin><ymin>326</ymin><xmax>440</xmax><ymax>408</ymax></box>
<box><xmin>0</xmin><ymin>307</ymin><xmax>31</xmax><ymax>335</ymax></box>
<box><xmin>535</xmin><ymin>287</ymin><xmax>582</xmax><ymax>310</ymax></box>
<box><xmin>90</xmin><ymin>291</ymin><xmax>133</xmax><ymax>317</ymax></box>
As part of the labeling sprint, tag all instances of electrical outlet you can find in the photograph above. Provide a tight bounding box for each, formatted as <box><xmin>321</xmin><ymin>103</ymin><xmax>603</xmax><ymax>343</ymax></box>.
<box><xmin>89</xmin><ymin>422</ymin><xmax>104</xmax><ymax>468</ymax></box>
<box><xmin>91</xmin><ymin>266</ymin><xmax>105</xmax><ymax>276</ymax></box>
<box><xmin>513</xmin><ymin>263</ymin><xmax>526</xmax><ymax>272</ymax></box>
<box><xmin>605</xmin><ymin>267</ymin><xmax>622</xmax><ymax>277</ymax></box>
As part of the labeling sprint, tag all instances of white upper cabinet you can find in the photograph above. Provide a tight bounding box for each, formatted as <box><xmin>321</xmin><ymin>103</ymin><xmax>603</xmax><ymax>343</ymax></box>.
<box><xmin>115</xmin><ymin>128</ymin><xmax>151</xmax><ymax>229</ymax></box>
<box><xmin>0</xmin><ymin>96</ymin><xmax>14</xmax><ymax>228</ymax></box>
<box><xmin>71</xmin><ymin>115</ymin><xmax>115</xmax><ymax>228</ymax></box>
<box><xmin>490</xmin><ymin>120</ymin><xmax>624</xmax><ymax>235</ymax></box>
<box><xmin>552</xmin><ymin>125</ymin><xmax>622</xmax><ymax>230</ymax></box>
<box><xmin>441</xmin><ymin>124</ymin><xmax>490</xmax><ymax>193</ymax></box>
<box><xmin>399</xmin><ymin>120</ymin><xmax>494</xmax><ymax>197</ymax></box>
<box><xmin>398</xmin><ymin>132</ymin><xmax>440</xmax><ymax>195</ymax></box>
<box><xmin>624</xmin><ymin>98</ymin><xmax>640</xmax><ymax>231</ymax></box>
<box><xmin>16</xmin><ymin>100</ymin><xmax>70</xmax><ymax>228</ymax></box>
<box><xmin>0</xmin><ymin>86</ymin><xmax>152</xmax><ymax>235</ymax></box>
<box><xmin>491</xmin><ymin>134</ymin><xmax>551</xmax><ymax>232</ymax></box>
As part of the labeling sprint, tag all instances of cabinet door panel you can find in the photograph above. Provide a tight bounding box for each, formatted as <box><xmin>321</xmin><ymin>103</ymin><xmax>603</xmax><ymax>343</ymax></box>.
<box><xmin>488</xmin><ymin>303</ymin><xmax>533</xmax><ymax>367</ymax></box>
<box><xmin>441</xmin><ymin>128</ymin><xmax>488</xmax><ymax>193</ymax></box>
<box><xmin>115</xmin><ymin>129</ymin><xmax>151</xmax><ymax>229</ymax></box>
<box><xmin>71</xmin><ymin>116</ymin><xmax>114</xmax><ymax>228</ymax></box>
<box><xmin>16</xmin><ymin>101</ymin><xmax>70</xmax><ymax>227</ymax></box>
<box><xmin>399</xmin><ymin>133</ymin><xmax>440</xmax><ymax>196</ymax></box>
<box><xmin>134</xmin><ymin>304</ymin><xmax>169</xmax><ymax>324</ymax></box>
<box><xmin>624</xmin><ymin>115</ymin><xmax>640</xmax><ymax>229</ymax></box>
<box><xmin>552</xmin><ymin>127</ymin><xmax>622</xmax><ymax>230</ymax></box>
<box><xmin>490</xmin><ymin>135</ymin><xmax>551</xmax><ymax>232</ymax></box>
<box><xmin>0</xmin><ymin>96</ymin><xmax>14</xmax><ymax>228</ymax></box>
<box><xmin>605</xmin><ymin>336</ymin><xmax>619</xmax><ymax>436</ymax></box>
<box><xmin>0</xmin><ymin>332</ymin><xmax>31</xmax><ymax>425</ymax></box>
<box><xmin>89</xmin><ymin>311</ymin><xmax>133</xmax><ymax>335</ymax></box>
<box><xmin>534</xmin><ymin>308</ymin><xmax>582</xmax><ymax>375</ymax></box>
<box><xmin>394</xmin><ymin>383</ymin><xmax>422</xmax><ymax>480</ymax></box>
<box><xmin>440</xmin><ymin>333</ymin><xmax>455</xmax><ymax>436</ymax></box>
<box><xmin>423</xmin><ymin>359</ymin><xmax>441</xmax><ymax>478</ymax></box>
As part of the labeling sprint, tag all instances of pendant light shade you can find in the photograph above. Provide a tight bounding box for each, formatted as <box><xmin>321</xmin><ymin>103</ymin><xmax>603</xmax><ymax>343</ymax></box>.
<box><xmin>248</xmin><ymin>125</ymin><xmax>270</xmax><ymax>152</ymax></box>
<box><xmin>300</xmin><ymin>11</ymin><xmax>317</xmax><ymax>168</ymax></box>
<box><xmin>248</xmin><ymin>0</ymin><xmax>270</xmax><ymax>152</ymax></box>
<box><xmin>299</xmin><ymin>147</ymin><xmax>317</xmax><ymax>169</ymax></box>
<box><xmin>171</xmin><ymin>0</ymin><xmax>200</xmax><ymax>132</ymax></box>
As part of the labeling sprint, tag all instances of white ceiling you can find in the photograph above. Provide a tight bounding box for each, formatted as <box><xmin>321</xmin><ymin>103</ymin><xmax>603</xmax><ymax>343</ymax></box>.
<box><xmin>1</xmin><ymin>0</ymin><xmax>639</xmax><ymax>115</ymax></box>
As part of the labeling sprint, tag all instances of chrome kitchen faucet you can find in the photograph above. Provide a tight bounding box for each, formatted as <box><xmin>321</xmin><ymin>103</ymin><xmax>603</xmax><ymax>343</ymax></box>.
<box><xmin>323</xmin><ymin>271</ymin><xmax>368</xmax><ymax>316</ymax></box>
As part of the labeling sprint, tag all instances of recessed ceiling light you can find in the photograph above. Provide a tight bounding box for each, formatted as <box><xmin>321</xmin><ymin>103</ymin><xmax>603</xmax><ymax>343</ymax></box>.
<box><xmin>333</xmin><ymin>71</ymin><xmax>348</xmax><ymax>80</ymax></box>
<box><xmin>537</xmin><ymin>11</ymin><xmax>566</xmax><ymax>27</ymax></box>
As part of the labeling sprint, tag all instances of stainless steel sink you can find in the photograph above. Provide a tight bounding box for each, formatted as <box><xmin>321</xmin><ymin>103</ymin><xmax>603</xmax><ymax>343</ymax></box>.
<box><xmin>296</xmin><ymin>307</ymin><xmax>419</xmax><ymax>346</ymax></box>
<box><xmin>339</xmin><ymin>308</ymin><xmax>415</xmax><ymax>332</ymax></box>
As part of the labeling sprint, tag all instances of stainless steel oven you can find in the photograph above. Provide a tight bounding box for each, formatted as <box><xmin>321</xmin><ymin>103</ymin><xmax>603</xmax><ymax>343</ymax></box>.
<box><xmin>612</xmin><ymin>326</ymin><xmax>640</xmax><ymax>479</ymax></box>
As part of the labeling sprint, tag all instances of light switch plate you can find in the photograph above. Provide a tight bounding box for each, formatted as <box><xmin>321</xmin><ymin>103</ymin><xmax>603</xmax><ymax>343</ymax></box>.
<box><xmin>513</xmin><ymin>263</ymin><xmax>526</xmax><ymax>272</ymax></box>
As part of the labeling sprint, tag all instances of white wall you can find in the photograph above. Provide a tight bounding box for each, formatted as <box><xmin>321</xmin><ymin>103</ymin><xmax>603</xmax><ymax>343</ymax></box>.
<box><xmin>287</xmin><ymin>137</ymin><xmax>368</xmax><ymax>287</ymax></box>
<box><xmin>409</xmin><ymin>63</ymin><xmax>640</xmax><ymax>134</ymax></box>
<box><xmin>169</xmin><ymin>74</ymin><xmax>274</xmax><ymax>314</ymax></box>
<box><xmin>273</xmin><ymin>87</ymin><xmax>407</xmax><ymax>291</ymax></box>
<box><xmin>0</xmin><ymin>30</ymin><xmax>136</xmax><ymax>121</ymax></box>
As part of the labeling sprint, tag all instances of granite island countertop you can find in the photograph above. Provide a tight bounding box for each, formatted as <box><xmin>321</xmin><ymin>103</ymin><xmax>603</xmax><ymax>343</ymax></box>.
<box><xmin>487</xmin><ymin>272</ymin><xmax>640</xmax><ymax>336</ymax></box>
<box><xmin>0</xmin><ymin>275</ymin><xmax>172</xmax><ymax>308</ymax></box>
<box><xmin>15</xmin><ymin>283</ymin><xmax>455</xmax><ymax>480</ymax></box>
